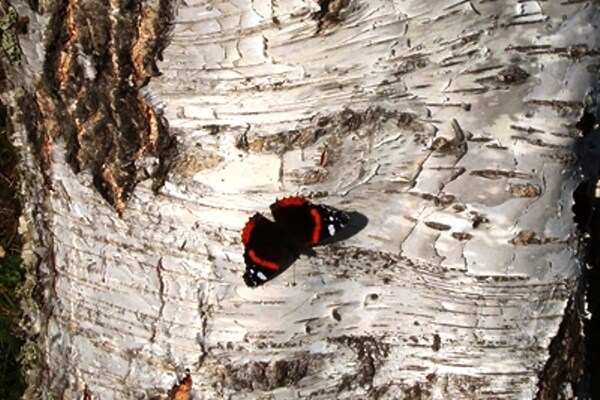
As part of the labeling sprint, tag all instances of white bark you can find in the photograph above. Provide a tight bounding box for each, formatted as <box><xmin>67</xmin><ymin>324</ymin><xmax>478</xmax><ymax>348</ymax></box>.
<box><xmin>6</xmin><ymin>0</ymin><xmax>598</xmax><ymax>399</ymax></box>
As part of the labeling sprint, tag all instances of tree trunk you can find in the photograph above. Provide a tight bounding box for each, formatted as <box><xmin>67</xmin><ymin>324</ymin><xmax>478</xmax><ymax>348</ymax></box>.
<box><xmin>3</xmin><ymin>0</ymin><xmax>597</xmax><ymax>398</ymax></box>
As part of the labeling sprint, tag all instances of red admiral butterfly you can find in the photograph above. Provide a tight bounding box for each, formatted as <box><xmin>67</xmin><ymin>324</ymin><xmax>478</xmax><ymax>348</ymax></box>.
<box><xmin>241</xmin><ymin>196</ymin><xmax>350</xmax><ymax>287</ymax></box>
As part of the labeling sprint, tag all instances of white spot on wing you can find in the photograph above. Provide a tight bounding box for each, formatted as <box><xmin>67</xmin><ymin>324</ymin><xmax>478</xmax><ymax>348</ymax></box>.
<box><xmin>328</xmin><ymin>224</ymin><xmax>336</xmax><ymax>236</ymax></box>
<box><xmin>257</xmin><ymin>271</ymin><xmax>267</xmax><ymax>281</ymax></box>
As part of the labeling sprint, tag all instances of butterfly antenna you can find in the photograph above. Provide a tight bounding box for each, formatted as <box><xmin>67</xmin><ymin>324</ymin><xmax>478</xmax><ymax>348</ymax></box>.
<box><xmin>292</xmin><ymin>263</ymin><xmax>297</xmax><ymax>287</ymax></box>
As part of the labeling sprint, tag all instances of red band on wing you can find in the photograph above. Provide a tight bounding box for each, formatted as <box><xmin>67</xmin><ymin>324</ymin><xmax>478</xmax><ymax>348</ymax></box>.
<box><xmin>241</xmin><ymin>216</ymin><xmax>257</xmax><ymax>244</ymax></box>
<box><xmin>247</xmin><ymin>249</ymin><xmax>280</xmax><ymax>270</ymax></box>
<box><xmin>310</xmin><ymin>208</ymin><xmax>322</xmax><ymax>244</ymax></box>
<box><xmin>276</xmin><ymin>196</ymin><xmax>308</xmax><ymax>207</ymax></box>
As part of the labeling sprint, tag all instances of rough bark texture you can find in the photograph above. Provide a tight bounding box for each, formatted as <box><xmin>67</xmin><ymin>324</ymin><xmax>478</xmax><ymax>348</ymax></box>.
<box><xmin>2</xmin><ymin>0</ymin><xmax>598</xmax><ymax>399</ymax></box>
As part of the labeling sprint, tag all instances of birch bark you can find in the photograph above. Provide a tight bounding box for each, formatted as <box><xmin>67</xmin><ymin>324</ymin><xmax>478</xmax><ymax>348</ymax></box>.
<box><xmin>3</xmin><ymin>0</ymin><xmax>598</xmax><ymax>398</ymax></box>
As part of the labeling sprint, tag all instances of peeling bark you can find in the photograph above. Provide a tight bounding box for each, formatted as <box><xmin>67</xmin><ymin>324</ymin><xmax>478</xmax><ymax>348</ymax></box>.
<box><xmin>2</xmin><ymin>0</ymin><xmax>598</xmax><ymax>398</ymax></box>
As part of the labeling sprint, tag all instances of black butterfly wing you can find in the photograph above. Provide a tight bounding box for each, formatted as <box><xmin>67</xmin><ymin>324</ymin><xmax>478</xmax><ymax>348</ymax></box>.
<box><xmin>310</xmin><ymin>203</ymin><xmax>350</xmax><ymax>243</ymax></box>
<box><xmin>241</xmin><ymin>213</ymin><xmax>298</xmax><ymax>287</ymax></box>
<box><xmin>270</xmin><ymin>196</ymin><xmax>350</xmax><ymax>246</ymax></box>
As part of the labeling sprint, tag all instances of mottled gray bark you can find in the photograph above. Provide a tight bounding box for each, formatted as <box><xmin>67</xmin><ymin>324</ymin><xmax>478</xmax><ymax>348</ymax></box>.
<box><xmin>2</xmin><ymin>0</ymin><xmax>597</xmax><ymax>398</ymax></box>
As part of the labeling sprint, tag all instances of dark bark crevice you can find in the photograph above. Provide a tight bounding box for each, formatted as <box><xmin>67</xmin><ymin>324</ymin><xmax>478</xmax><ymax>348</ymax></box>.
<box><xmin>536</xmin><ymin>295</ymin><xmax>586</xmax><ymax>400</ymax></box>
<box><xmin>37</xmin><ymin>0</ymin><xmax>176</xmax><ymax>215</ymax></box>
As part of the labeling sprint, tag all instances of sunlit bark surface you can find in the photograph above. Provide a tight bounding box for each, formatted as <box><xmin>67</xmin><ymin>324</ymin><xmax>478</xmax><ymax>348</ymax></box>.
<box><xmin>4</xmin><ymin>0</ymin><xmax>599</xmax><ymax>398</ymax></box>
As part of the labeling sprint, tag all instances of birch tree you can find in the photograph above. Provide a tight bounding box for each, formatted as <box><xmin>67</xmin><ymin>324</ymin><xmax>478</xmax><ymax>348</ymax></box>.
<box><xmin>3</xmin><ymin>0</ymin><xmax>598</xmax><ymax>398</ymax></box>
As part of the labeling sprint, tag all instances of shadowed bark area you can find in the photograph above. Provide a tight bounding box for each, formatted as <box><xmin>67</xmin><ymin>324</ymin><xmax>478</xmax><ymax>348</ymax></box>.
<box><xmin>2</xmin><ymin>0</ymin><xmax>599</xmax><ymax>399</ymax></box>
<box><xmin>574</xmin><ymin>96</ymin><xmax>600</xmax><ymax>400</ymax></box>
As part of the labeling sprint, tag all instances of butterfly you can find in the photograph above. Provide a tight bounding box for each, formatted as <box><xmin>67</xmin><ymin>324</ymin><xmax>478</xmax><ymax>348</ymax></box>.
<box><xmin>241</xmin><ymin>196</ymin><xmax>350</xmax><ymax>287</ymax></box>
